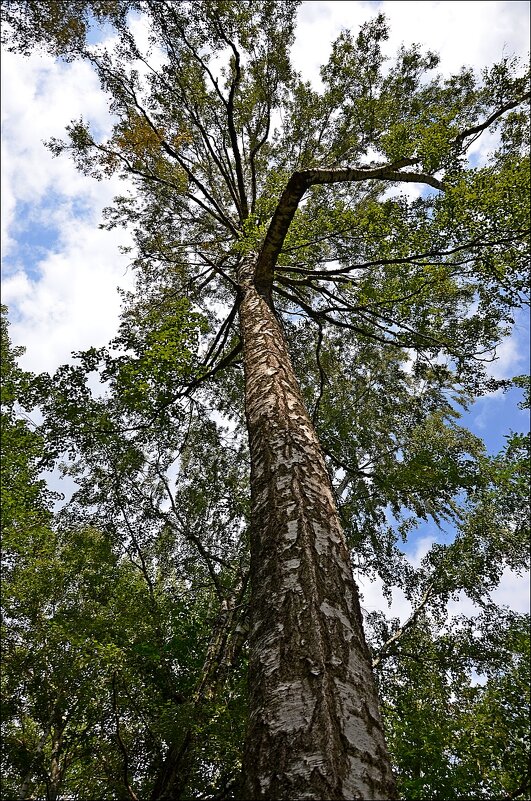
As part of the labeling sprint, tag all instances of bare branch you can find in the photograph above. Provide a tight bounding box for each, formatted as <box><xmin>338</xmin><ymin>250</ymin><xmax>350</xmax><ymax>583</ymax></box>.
<box><xmin>201</xmin><ymin>299</ymin><xmax>241</xmax><ymax>368</ymax></box>
<box><xmin>254</xmin><ymin>161</ymin><xmax>444</xmax><ymax>295</ymax></box>
<box><xmin>185</xmin><ymin>339</ymin><xmax>243</xmax><ymax>393</ymax></box>
<box><xmin>276</xmin><ymin>230</ymin><xmax>528</xmax><ymax>280</ymax></box>
<box><xmin>311</xmin><ymin>322</ymin><xmax>328</xmax><ymax>425</ymax></box>
<box><xmin>453</xmin><ymin>92</ymin><xmax>531</xmax><ymax>148</ymax></box>
<box><xmin>214</xmin><ymin>23</ymin><xmax>249</xmax><ymax>220</ymax></box>
<box><xmin>273</xmin><ymin>284</ymin><xmax>406</xmax><ymax>348</ymax></box>
<box><xmin>372</xmin><ymin>582</ymin><xmax>435</xmax><ymax>668</ymax></box>
<box><xmin>156</xmin><ymin>470</ymin><xmax>227</xmax><ymax>598</ymax></box>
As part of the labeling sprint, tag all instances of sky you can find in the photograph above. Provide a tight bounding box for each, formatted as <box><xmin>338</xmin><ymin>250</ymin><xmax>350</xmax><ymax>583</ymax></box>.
<box><xmin>1</xmin><ymin>1</ymin><xmax>529</xmax><ymax>622</ymax></box>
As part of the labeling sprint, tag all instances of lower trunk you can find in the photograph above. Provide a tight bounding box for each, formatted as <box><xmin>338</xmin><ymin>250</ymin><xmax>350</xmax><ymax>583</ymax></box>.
<box><xmin>239</xmin><ymin>275</ymin><xmax>396</xmax><ymax>800</ymax></box>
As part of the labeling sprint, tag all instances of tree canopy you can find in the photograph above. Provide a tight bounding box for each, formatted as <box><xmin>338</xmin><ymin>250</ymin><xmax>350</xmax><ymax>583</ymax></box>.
<box><xmin>1</xmin><ymin>2</ymin><xmax>529</xmax><ymax>798</ymax></box>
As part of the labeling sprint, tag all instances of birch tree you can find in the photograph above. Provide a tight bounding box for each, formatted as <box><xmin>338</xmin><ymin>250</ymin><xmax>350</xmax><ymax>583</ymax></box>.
<box><xmin>2</xmin><ymin>2</ymin><xmax>529</xmax><ymax>799</ymax></box>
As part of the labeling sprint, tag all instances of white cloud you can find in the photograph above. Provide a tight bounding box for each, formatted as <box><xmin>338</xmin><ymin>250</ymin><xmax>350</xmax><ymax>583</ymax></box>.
<box><xmin>1</xmin><ymin>41</ymin><xmax>135</xmax><ymax>373</ymax></box>
<box><xmin>293</xmin><ymin>1</ymin><xmax>530</xmax><ymax>88</ymax></box>
<box><xmin>3</xmin><ymin>216</ymin><xmax>133</xmax><ymax>375</ymax></box>
<box><xmin>488</xmin><ymin>328</ymin><xmax>529</xmax><ymax>380</ymax></box>
<box><xmin>471</xmin><ymin>315</ymin><xmax>529</xmax><ymax>430</ymax></box>
<box><xmin>127</xmin><ymin>10</ymin><xmax>168</xmax><ymax>75</ymax></box>
<box><xmin>292</xmin><ymin>1</ymin><xmax>369</xmax><ymax>88</ymax></box>
<box><xmin>1</xmin><ymin>50</ymin><xmax>112</xmax><ymax>210</ymax></box>
<box><xmin>0</xmin><ymin>146</ymin><xmax>17</xmax><ymax>255</ymax></box>
<box><xmin>358</xmin><ymin>534</ymin><xmax>436</xmax><ymax>621</ymax></box>
<box><xmin>491</xmin><ymin>567</ymin><xmax>530</xmax><ymax>613</ymax></box>
<box><xmin>446</xmin><ymin>568</ymin><xmax>530</xmax><ymax>618</ymax></box>
<box><xmin>379</xmin><ymin>1</ymin><xmax>529</xmax><ymax>73</ymax></box>
<box><xmin>358</xmin><ymin>574</ymin><xmax>411</xmax><ymax>621</ymax></box>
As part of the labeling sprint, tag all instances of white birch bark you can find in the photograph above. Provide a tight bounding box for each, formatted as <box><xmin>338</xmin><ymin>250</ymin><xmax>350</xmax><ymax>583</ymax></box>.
<box><xmin>239</xmin><ymin>265</ymin><xmax>397</xmax><ymax>800</ymax></box>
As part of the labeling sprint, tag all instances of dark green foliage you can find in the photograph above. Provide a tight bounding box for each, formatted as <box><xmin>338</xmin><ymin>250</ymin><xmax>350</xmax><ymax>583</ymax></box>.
<box><xmin>375</xmin><ymin>611</ymin><xmax>530</xmax><ymax>800</ymax></box>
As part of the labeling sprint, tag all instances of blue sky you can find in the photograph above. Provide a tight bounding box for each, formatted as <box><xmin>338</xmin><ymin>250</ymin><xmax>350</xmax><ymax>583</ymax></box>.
<box><xmin>1</xmin><ymin>1</ymin><xmax>529</xmax><ymax>621</ymax></box>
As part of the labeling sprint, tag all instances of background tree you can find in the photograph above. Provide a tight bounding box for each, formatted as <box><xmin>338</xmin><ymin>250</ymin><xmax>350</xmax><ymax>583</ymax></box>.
<box><xmin>1</xmin><ymin>2</ymin><xmax>529</xmax><ymax>799</ymax></box>
<box><xmin>2</xmin><ymin>304</ymin><xmax>249</xmax><ymax>799</ymax></box>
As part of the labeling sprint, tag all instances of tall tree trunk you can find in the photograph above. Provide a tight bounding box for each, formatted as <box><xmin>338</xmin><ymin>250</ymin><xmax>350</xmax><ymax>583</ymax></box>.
<box><xmin>239</xmin><ymin>267</ymin><xmax>397</xmax><ymax>800</ymax></box>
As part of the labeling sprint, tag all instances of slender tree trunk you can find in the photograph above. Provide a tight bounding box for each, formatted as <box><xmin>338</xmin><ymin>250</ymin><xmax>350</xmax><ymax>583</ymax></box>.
<box><xmin>150</xmin><ymin>581</ymin><xmax>248</xmax><ymax>800</ymax></box>
<box><xmin>238</xmin><ymin>265</ymin><xmax>397</xmax><ymax>800</ymax></box>
<box><xmin>18</xmin><ymin>723</ymin><xmax>52</xmax><ymax>800</ymax></box>
<box><xmin>48</xmin><ymin>724</ymin><xmax>64</xmax><ymax>801</ymax></box>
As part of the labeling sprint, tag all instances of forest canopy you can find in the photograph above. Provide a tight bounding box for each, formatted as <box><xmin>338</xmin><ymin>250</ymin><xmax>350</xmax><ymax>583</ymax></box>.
<box><xmin>1</xmin><ymin>2</ymin><xmax>530</xmax><ymax>799</ymax></box>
